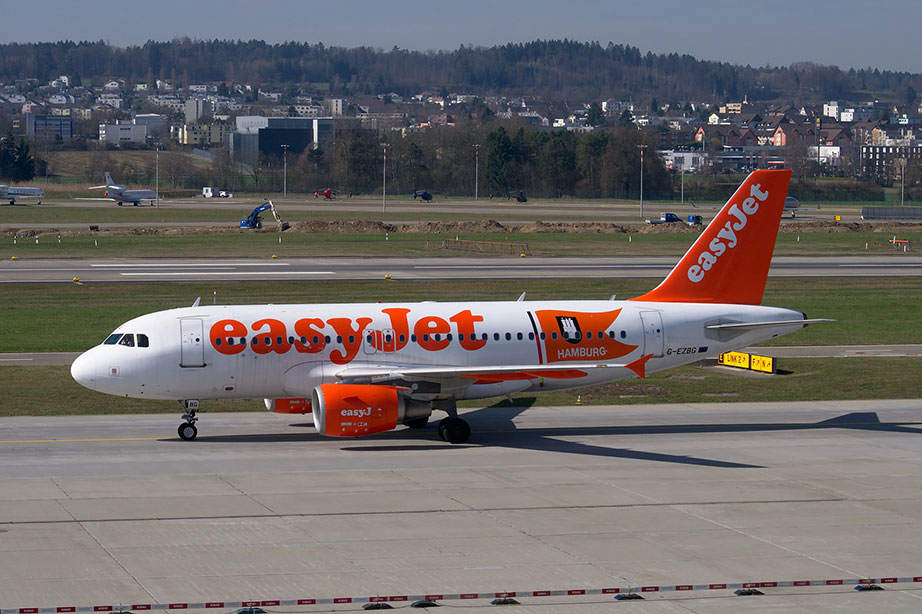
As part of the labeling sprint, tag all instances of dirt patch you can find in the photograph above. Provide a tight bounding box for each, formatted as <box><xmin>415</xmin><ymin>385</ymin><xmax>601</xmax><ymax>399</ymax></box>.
<box><xmin>781</xmin><ymin>221</ymin><xmax>922</xmax><ymax>234</ymax></box>
<box><xmin>573</xmin><ymin>380</ymin><xmax>674</xmax><ymax>398</ymax></box>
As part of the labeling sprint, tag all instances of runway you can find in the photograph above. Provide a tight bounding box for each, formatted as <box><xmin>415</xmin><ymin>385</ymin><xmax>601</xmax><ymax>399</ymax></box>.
<box><xmin>2</xmin><ymin>400</ymin><xmax>922</xmax><ymax>611</ymax></box>
<box><xmin>2</xmin><ymin>255</ymin><xmax>922</xmax><ymax>283</ymax></box>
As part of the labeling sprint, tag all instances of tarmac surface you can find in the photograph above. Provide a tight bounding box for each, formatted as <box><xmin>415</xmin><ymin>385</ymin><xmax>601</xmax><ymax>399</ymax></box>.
<box><xmin>2</xmin><ymin>255</ymin><xmax>922</xmax><ymax>283</ymax></box>
<box><xmin>2</xmin><ymin>400</ymin><xmax>922</xmax><ymax>612</ymax></box>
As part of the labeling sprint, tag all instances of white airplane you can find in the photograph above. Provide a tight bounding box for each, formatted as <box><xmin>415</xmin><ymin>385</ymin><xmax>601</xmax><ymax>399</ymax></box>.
<box><xmin>71</xmin><ymin>169</ymin><xmax>828</xmax><ymax>444</ymax></box>
<box><xmin>74</xmin><ymin>172</ymin><xmax>158</xmax><ymax>206</ymax></box>
<box><xmin>0</xmin><ymin>184</ymin><xmax>44</xmax><ymax>205</ymax></box>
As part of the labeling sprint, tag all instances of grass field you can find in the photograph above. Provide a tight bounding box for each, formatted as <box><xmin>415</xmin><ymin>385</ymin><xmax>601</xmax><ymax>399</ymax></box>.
<box><xmin>4</xmin><ymin>225</ymin><xmax>919</xmax><ymax>259</ymax></box>
<box><xmin>1</xmin><ymin>357</ymin><xmax>916</xmax><ymax>417</ymax></box>
<box><xmin>1</xmin><ymin>277</ymin><xmax>919</xmax><ymax>353</ymax></box>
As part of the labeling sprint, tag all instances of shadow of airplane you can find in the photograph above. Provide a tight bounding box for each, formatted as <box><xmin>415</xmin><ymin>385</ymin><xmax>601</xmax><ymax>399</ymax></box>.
<box><xmin>171</xmin><ymin>402</ymin><xmax>921</xmax><ymax>470</ymax></box>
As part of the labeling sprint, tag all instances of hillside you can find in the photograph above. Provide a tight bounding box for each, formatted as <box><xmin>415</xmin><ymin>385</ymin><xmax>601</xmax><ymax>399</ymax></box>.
<box><xmin>1</xmin><ymin>39</ymin><xmax>919</xmax><ymax>105</ymax></box>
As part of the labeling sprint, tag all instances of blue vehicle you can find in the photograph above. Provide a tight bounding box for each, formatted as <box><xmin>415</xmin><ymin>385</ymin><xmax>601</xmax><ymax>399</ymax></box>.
<box><xmin>240</xmin><ymin>200</ymin><xmax>289</xmax><ymax>230</ymax></box>
<box><xmin>412</xmin><ymin>190</ymin><xmax>433</xmax><ymax>202</ymax></box>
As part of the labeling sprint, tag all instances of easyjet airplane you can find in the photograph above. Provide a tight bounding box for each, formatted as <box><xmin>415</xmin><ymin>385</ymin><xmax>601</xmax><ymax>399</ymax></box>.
<box><xmin>71</xmin><ymin>169</ymin><xmax>826</xmax><ymax>444</ymax></box>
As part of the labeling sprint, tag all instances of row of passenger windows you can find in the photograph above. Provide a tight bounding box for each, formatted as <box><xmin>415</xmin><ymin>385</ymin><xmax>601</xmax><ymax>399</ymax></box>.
<box><xmin>213</xmin><ymin>330</ymin><xmax>629</xmax><ymax>347</ymax></box>
<box><xmin>104</xmin><ymin>333</ymin><xmax>150</xmax><ymax>348</ymax></box>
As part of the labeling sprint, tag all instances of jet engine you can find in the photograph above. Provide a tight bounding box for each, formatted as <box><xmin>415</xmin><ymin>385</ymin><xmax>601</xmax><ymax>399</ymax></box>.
<box><xmin>264</xmin><ymin>398</ymin><xmax>311</xmax><ymax>414</ymax></box>
<box><xmin>311</xmin><ymin>384</ymin><xmax>430</xmax><ymax>437</ymax></box>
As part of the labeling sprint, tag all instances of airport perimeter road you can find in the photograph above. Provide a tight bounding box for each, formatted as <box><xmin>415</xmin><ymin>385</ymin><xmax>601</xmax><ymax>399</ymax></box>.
<box><xmin>2</xmin><ymin>255</ymin><xmax>921</xmax><ymax>283</ymax></box>
<box><xmin>2</xmin><ymin>400</ymin><xmax>922</xmax><ymax>612</ymax></box>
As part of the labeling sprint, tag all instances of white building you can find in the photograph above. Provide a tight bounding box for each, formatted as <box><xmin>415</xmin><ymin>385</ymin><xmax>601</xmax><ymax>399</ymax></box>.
<box><xmin>99</xmin><ymin>121</ymin><xmax>148</xmax><ymax>145</ymax></box>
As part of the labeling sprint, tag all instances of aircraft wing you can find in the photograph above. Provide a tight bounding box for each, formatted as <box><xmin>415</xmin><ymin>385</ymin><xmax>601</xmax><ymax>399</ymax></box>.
<box><xmin>70</xmin><ymin>195</ymin><xmax>115</xmax><ymax>201</ymax></box>
<box><xmin>334</xmin><ymin>354</ymin><xmax>655</xmax><ymax>388</ymax></box>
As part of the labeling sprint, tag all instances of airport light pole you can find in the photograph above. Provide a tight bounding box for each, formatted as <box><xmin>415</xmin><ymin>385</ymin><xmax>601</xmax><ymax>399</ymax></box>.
<box><xmin>637</xmin><ymin>143</ymin><xmax>648</xmax><ymax>219</ymax></box>
<box><xmin>155</xmin><ymin>142</ymin><xmax>160</xmax><ymax>208</ymax></box>
<box><xmin>281</xmin><ymin>144</ymin><xmax>289</xmax><ymax>199</ymax></box>
<box><xmin>382</xmin><ymin>143</ymin><xmax>389</xmax><ymax>213</ymax></box>
<box><xmin>474</xmin><ymin>144</ymin><xmax>480</xmax><ymax>200</ymax></box>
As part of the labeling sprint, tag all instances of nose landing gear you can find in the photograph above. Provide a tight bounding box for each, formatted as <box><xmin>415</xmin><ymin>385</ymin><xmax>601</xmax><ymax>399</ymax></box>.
<box><xmin>178</xmin><ymin>399</ymin><xmax>200</xmax><ymax>440</ymax></box>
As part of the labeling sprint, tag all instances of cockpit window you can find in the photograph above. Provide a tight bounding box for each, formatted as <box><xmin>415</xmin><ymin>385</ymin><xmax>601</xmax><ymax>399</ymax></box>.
<box><xmin>104</xmin><ymin>334</ymin><xmax>122</xmax><ymax>345</ymax></box>
<box><xmin>137</xmin><ymin>334</ymin><xmax>149</xmax><ymax>348</ymax></box>
<box><xmin>118</xmin><ymin>334</ymin><xmax>135</xmax><ymax>347</ymax></box>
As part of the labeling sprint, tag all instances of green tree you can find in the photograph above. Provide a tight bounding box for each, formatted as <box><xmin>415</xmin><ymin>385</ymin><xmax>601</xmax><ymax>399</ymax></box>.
<box><xmin>586</xmin><ymin>103</ymin><xmax>605</xmax><ymax>127</ymax></box>
<box><xmin>485</xmin><ymin>126</ymin><xmax>514</xmax><ymax>195</ymax></box>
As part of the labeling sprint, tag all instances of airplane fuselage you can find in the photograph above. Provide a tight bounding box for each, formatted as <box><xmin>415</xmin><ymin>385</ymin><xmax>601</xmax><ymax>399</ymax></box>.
<box><xmin>71</xmin><ymin>299</ymin><xmax>803</xmax><ymax>403</ymax></box>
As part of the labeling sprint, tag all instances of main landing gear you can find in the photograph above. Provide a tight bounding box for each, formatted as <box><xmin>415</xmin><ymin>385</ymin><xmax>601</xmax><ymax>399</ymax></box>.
<box><xmin>438</xmin><ymin>417</ymin><xmax>471</xmax><ymax>444</ymax></box>
<box><xmin>178</xmin><ymin>399</ymin><xmax>199</xmax><ymax>440</ymax></box>
<box><xmin>433</xmin><ymin>399</ymin><xmax>471</xmax><ymax>444</ymax></box>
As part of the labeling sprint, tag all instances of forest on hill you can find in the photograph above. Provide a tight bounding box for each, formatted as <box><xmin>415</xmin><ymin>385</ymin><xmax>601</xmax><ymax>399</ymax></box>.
<box><xmin>1</xmin><ymin>39</ymin><xmax>920</xmax><ymax>105</ymax></box>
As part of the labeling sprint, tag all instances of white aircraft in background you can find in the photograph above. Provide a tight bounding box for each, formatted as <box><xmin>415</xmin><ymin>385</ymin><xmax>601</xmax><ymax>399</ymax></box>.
<box><xmin>73</xmin><ymin>172</ymin><xmax>158</xmax><ymax>206</ymax></box>
<box><xmin>0</xmin><ymin>184</ymin><xmax>44</xmax><ymax>205</ymax></box>
<box><xmin>72</xmin><ymin>169</ymin><xmax>828</xmax><ymax>444</ymax></box>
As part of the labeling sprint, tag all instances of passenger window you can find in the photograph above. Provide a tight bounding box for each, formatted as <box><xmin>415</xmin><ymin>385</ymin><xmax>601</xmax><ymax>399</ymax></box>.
<box><xmin>251</xmin><ymin>338</ymin><xmax>259</xmax><ymax>345</ymax></box>
<box><xmin>422</xmin><ymin>334</ymin><xmax>430</xmax><ymax>342</ymax></box>
<box><xmin>104</xmin><ymin>334</ymin><xmax>122</xmax><ymax>345</ymax></box>
<box><xmin>621</xmin><ymin>331</ymin><xmax>626</xmax><ymax>339</ymax></box>
<box><xmin>459</xmin><ymin>334</ymin><xmax>465</xmax><ymax>341</ymax></box>
<box><xmin>348</xmin><ymin>335</ymin><xmax>355</xmax><ymax>344</ymax></box>
<box><xmin>446</xmin><ymin>334</ymin><xmax>452</xmax><ymax>341</ymax></box>
<box><xmin>385</xmin><ymin>334</ymin><xmax>392</xmax><ymax>343</ymax></box>
<box><xmin>609</xmin><ymin>331</ymin><xmax>616</xmax><ymax>339</ymax></box>
<box><xmin>434</xmin><ymin>334</ymin><xmax>441</xmax><ymax>341</ymax></box>
<box><xmin>493</xmin><ymin>333</ymin><xmax>499</xmax><ymax>341</ymax></box>
<box><xmin>586</xmin><ymin>331</ymin><xmax>593</xmax><ymax>339</ymax></box>
<box><xmin>505</xmin><ymin>332</ymin><xmax>511</xmax><ymax>341</ymax></box>
<box><xmin>411</xmin><ymin>334</ymin><xmax>417</xmax><ymax>342</ymax></box>
<box><xmin>336</xmin><ymin>336</ymin><xmax>343</xmax><ymax>343</ymax></box>
<box><xmin>516</xmin><ymin>332</ymin><xmax>523</xmax><ymax>341</ymax></box>
<box><xmin>551</xmin><ymin>332</ymin><xmax>558</xmax><ymax>340</ymax></box>
<box><xmin>118</xmin><ymin>334</ymin><xmax>135</xmax><ymax>347</ymax></box>
<box><xmin>399</xmin><ymin>334</ymin><xmax>406</xmax><ymax>343</ymax></box>
<box><xmin>540</xmin><ymin>332</ymin><xmax>546</xmax><ymax>340</ymax></box>
<box><xmin>528</xmin><ymin>332</ymin><xmax>534</xmax><ymax>340</ymax></box>
<box><xmin>481</xmin><ymin>333</ymin><xmax>488</xmax><ymax>340</ymax></box>
<box><xmin>366</xmin><ymin>334</ymin><xmax>373</xmax><ymax>343</ymax></box>
<box><xmin>264</xmin><ymin>336</ymin><xmax>271</xmax><ymax>345</ymax></box>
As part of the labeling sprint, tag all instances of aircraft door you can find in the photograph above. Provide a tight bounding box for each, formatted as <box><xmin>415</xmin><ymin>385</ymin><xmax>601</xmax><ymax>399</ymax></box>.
<box><xmin>180</xmin><ymin>319</ymin><xmax>206</xmax><ymax>367</ymax></box>
<box><xmin>640</xmin><ymin>311</ymin><xmax>664</xmax><ymax>358</ymax></box>
<box><xmin>363</xmin><ymin>329</ymin><xmax>396</xmax><ymax>357</ymax></box>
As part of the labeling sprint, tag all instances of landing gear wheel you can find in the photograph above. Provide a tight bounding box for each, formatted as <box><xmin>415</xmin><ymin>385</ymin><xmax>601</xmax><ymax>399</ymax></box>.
<box><xmin>439</xmin><ymin>417</ymin><xmax>470</xmax><ymax>444</ymax></box>
<box><xmin>178</xmin><ymin>422</ymin><xmax>197</xmax><ymax>440</ymax></box>
<box><xmin>404</xmin><ymin>416</ymin><xmax>429</xmax><ymax>429</ymax></box>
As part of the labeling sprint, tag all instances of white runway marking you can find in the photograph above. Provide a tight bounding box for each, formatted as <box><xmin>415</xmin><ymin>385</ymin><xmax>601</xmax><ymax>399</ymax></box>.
<box><xmin>120</xmin><ymin>271</ymin><xmax>335</xmax><ymax>276</ymax></box>
<box><xmin>91</xmin><ymin>262</ymin><xmax>291</xmax><ymax>267</ymax></box>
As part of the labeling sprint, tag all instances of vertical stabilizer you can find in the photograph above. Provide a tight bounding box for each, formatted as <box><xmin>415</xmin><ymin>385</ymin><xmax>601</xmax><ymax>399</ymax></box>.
<box><xmin>630</xmin><ymin>169</ymin><xmax>791</xmax><ymax>305</ymax></box>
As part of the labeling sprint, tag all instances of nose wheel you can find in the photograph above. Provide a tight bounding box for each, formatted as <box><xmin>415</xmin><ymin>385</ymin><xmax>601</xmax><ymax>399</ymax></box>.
<box><xmin>178</xmin><ymin>400</ymin><xmax>200</xmax><ymax>441</ymax></box>
<box><xmin>178</xmin><ymin>422</ymin><xmax>198</xmax><ymax>440</ymax></box>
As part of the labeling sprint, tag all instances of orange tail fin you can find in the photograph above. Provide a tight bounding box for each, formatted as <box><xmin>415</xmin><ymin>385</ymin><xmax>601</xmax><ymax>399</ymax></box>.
<box><xmin>630</xmin><ymin>169</ymin><xmax>791</xmax><ymax>305</ymax></box>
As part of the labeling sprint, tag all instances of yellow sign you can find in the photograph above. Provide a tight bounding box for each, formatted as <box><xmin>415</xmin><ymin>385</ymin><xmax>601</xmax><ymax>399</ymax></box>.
<box><xmin>718</xmin><ymin>351</ymin><xmax>750</xmax><ymax>369</ymax></box>
<box><xmin>834</xmin><ymin>215</ymin><xmax>842</xmax><ymax>221</ymax></box>
<box><xmin>718</xmin><ymin>351</ymin><xmax>775</xmax><ymax>374</ymax></box>
<box><xmin>750</xmin><ymin>354</ymin><xmax>775</xmax><ymax>374</ymax></box>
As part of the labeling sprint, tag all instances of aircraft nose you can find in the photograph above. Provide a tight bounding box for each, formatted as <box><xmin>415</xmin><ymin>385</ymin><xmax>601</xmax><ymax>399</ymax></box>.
<box><xmin>70</xmin><ymin>350</ymin><xmax>97</xmax><ymax>390</ymax></box>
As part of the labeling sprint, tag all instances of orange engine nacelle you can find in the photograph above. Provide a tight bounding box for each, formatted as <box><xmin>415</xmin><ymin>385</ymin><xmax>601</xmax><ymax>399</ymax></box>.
<box><xmin>312</xmin><ymin>384</ymin><xmax>427</xmax><ymax>437</ymax></box>
<box><xmin>264</xmin><ymin>398</ymin><xmax>312</xmax><ymax>414</ymax></box>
